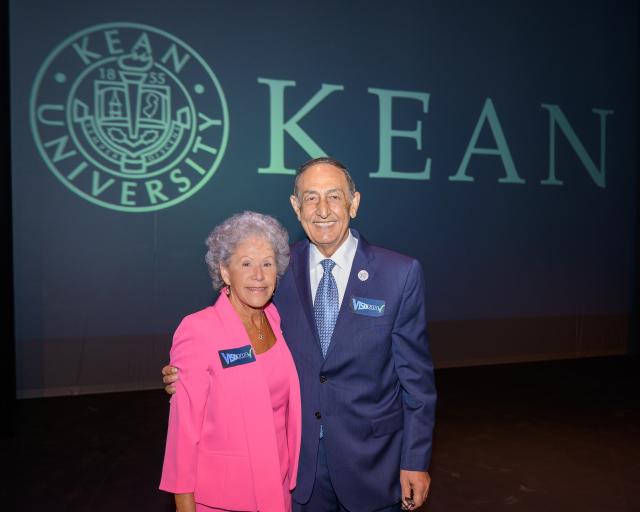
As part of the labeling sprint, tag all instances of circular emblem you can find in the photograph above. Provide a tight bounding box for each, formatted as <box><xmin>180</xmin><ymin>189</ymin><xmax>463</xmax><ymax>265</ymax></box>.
<box><xmin>358</xmin><ymin>270</ymin><xmax>369</xmax><ymax>281</ymax></box>
<box><xmin>30</xmin><ymin>23</ymin><xmax>229</xmax><ymax>212</ymax></box>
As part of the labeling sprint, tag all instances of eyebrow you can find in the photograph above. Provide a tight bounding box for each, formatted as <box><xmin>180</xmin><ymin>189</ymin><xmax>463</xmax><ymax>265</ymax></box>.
<box><xmin>237</xmin><ymin>255</ymin><xmax>275</xmax><ymax>261</ymax></box>
<box><xmin>302</xmin><ymin>188</ymin><xmax>344</xmax><ymax>196</ymax></box>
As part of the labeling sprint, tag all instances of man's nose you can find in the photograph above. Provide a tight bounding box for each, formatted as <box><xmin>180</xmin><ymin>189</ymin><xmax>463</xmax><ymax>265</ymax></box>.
<box><xmin>316</xmin><ymin>197</ymin><xmax>330</xmax><ymax>217</ymax></box>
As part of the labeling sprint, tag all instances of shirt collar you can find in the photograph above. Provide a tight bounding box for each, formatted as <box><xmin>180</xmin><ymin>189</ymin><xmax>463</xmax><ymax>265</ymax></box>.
<box><xmin>309</xmin><ymin>230</ymin><xmax>358</xmax><ymax>271</ymax></box>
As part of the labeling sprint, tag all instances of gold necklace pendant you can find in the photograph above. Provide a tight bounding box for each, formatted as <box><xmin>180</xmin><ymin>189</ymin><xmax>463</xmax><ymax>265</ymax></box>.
<box><xmin>256</xmin><ymin>313</ymin><xmax>266</xmax><ymax>342</ymax></box>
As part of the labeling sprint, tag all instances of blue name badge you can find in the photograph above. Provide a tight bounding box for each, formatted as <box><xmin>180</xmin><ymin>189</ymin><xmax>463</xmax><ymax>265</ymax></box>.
<box><xmin>218</xmin><ymin>345</ymin><xmax>256</xmax><ymax>369</ymax></box>
<box><xmin>350</xmin><ymin>296</ymin><xmax>386</xmax><ymax>317</ymax></box>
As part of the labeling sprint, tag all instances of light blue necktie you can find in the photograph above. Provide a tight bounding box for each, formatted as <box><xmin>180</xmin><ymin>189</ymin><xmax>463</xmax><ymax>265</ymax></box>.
<box><xmin>314</xmin><ymin>259</ymin><xmax>339</xmax><ymax>358</ymax></box>
<box><xmin>314</xmin><ymin>259</ymin><xmax>338</xmax><ymax>439</ymax></box>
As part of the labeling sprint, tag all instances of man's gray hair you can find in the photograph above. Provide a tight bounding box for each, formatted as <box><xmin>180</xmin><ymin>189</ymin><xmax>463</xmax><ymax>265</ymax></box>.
<box><xmin>293</xmin><ymin>156</ymin><xmax>357</xmax><ymax>202</ymax></box>
<box><xmin>205</xmin><ymin>211</ymin><xmax>290</xmax><ymax>290</ymax></box>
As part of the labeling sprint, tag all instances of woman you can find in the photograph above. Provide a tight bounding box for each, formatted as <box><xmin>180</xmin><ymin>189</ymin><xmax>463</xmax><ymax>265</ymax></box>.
<box><xmin>160</xmin><ymin>211</ymin><xmax>301</xmax><ymax>512</ymax></box>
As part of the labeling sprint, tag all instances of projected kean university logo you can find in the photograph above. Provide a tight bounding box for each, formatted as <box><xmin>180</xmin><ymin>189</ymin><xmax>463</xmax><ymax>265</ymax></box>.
<box><xmin>30</xmin><ymin>23</ymin><xmax>228</xmax><ymax>212</ymax></box>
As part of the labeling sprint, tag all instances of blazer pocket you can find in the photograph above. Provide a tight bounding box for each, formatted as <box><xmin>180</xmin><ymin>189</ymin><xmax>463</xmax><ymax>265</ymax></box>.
<box><xmin>195</xmin><ymin>449</ymin><xmax>257</xmax><ymax>510</ymax></box>
<box><xmin>353</xmin><ymin>319</ymin><xmax>393</xmax><ymax>340</ymax></box>
<box><xmin>371</xmin><ymin>408</ymin><xmax>404</xmax><ymax>437</ymax></box>
<box><xmin>357</xmin><ymin>318</ymin><xmax>393</xmax><ymax>330</ymax></box>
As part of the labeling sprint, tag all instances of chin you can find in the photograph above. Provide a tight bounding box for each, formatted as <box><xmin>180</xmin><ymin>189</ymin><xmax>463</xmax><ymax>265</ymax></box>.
<box><xmin>234</xmin><ymin>291</ymin><xmax>271</xmax><ymax>309</ymax></box>
<box><xmin>313</xmin><ymin>232</ymin><xmax>339</xmax><ymax>244</ymax></box>
<box><xmin>240</xmin><ymin>299</ymin><xmax>269</xmax><ymax>310</ymax></box>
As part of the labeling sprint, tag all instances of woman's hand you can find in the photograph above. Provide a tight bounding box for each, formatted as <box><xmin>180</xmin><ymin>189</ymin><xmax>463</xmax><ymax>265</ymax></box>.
<box><xmin>175</xmin><ymin>493</ymin><xmax>196</xmax><ymax>512</ymax></box>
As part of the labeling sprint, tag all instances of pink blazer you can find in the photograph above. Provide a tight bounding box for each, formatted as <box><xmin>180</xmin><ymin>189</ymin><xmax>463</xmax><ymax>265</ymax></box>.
<box><xmin>160</xmin><ymin>293</ymin><xmax>301</xmax><ymax>511</ymax></box>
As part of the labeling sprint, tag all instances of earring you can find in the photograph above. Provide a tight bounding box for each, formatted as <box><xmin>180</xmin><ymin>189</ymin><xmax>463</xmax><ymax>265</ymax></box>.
<box><xmin>224</xmin><ymin>285</ymin><xmax>231</xmax><ymax>296</ymax></box>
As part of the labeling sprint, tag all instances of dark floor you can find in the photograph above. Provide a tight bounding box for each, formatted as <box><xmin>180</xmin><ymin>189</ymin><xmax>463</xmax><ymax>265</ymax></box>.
<box><xmin>6</xmin><ymin>356</ymin><xmax>640</xmax><ymax>512</ymax></box>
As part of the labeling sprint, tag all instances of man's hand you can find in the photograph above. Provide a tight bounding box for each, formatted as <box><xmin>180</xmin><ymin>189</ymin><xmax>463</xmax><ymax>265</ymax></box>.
<box><xmin>162</xmin><ymin>365</ymin><xmax>179</xmax><ymax>395</ymax></box>
<box><xmin>400</xmin><ymin>470</ymin><xmax>431</xmax><ymax>510</ymax></box>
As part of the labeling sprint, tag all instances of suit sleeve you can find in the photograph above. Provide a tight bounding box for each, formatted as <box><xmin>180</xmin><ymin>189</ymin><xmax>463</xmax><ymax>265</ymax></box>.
<box><xmin>391</xmin><ymin>259</ymin><xmax>437</xmax><ymax>471</ymax></box>
<box><xmin>159</xmin><ymin>316</ymin><xmax>211</xmax><ymax>493</ymax></box>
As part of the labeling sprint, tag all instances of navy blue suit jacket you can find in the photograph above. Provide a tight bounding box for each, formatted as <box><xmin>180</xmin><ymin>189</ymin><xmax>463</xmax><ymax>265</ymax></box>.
<box><xmin>274</xmin><ymin>230</ymin><xmax>436</xmax><ymax>512</ymax></box>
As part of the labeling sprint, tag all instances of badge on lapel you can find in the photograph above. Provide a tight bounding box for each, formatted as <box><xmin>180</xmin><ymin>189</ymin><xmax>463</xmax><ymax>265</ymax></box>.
<box><xmin>350</xmin><ymin>296</ymin><xmax>386</xmax><ymax>317</ymax></box>
<box><xmin>218</xmin><ymin>345</ymin><xmax>256</xmax><ymax>368</ymax></box>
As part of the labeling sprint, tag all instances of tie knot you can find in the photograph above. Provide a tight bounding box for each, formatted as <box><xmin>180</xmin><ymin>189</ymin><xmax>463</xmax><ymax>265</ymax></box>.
<box><xmin>321</xmin><ymin>259</ymin><xmax>336</xmax><ymax>273</ymax></box>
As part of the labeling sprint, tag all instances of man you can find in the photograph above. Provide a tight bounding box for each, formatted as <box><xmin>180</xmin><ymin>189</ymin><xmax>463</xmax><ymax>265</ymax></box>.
<box><xmin>163</xmin><ymin>157</ymin><xmax>436</xmax><ymax>511</ymax></box>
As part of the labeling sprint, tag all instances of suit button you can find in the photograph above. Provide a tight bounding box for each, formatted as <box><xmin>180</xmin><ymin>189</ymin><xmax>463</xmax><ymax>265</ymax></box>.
<box><xmin>319</xmin><ymin>375</ymin><xmax>327</xmax><ymax>383</ymax></box>
<box><xmin>314</xmin><ymin>411</ymin><xmax>322</xmax><ymax>419</ymax></box>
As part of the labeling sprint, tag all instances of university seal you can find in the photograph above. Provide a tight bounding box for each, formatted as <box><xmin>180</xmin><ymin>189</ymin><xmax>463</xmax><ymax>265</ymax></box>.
<box><xmin>30</xmin><ymin>23</ymin><xmax>229</xmax><ymax>212</ymax></box>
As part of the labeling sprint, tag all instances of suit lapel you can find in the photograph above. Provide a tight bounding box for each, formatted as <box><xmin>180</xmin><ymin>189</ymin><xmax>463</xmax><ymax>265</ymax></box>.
<box><xmin>291</xmin><ymin>241</ymin><xmax>323</xmax><ymax>354</ymax></box>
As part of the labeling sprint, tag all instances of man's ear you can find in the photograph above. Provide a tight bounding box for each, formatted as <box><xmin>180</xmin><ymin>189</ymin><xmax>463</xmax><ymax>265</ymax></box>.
<box><xmin>349</xmin><ymin>191</ymin><xmax>361</xmax><ymax>219</ymax></box>
<box><xmin>290</xmin><ymin>194</ymin><xmax>302</xmax><ymax>221</ymax></box>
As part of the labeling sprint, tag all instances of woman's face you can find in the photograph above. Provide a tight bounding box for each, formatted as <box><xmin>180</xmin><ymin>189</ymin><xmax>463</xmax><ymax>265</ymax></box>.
<box><xmin>220</xmin><ymin>236</ymin><xmax>277</xmax><ymax>311</ymax></box>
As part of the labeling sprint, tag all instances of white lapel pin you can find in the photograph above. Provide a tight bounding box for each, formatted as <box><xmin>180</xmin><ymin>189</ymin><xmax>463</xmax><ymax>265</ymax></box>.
<box><xmin>358</xmin><ymin>270</ymin><xmax>369</xmax><ymax>281</ymax></box>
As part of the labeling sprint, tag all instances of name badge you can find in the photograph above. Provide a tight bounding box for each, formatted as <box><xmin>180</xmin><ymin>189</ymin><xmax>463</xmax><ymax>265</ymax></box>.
<box><xmin>350</xmin><ymin>296</ymin><xmax>386</xmax><ymax>317</ymax></box>
<box><xmin>218</xmin><ymin>345</ymin><xmax>256</xmax><ymax>368</ymax></box>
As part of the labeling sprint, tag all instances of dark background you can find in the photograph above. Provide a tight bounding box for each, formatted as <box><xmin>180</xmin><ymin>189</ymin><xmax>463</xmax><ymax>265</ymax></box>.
<box><xmin>7</xmin><ymin>0</ymin><xmax>638</xmax><ymax>398</ymax></box>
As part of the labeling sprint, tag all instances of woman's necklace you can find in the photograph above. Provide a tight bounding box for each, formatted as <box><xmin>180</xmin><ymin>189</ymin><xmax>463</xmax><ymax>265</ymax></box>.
<box><xmin>256</xmin><ymin>313</ymin><xmax>265</xmax><ymax>342</ymax></box>
<box><xmin>236</xmin><ymin>304</ymin><xmax>268</xmax><ymax>344</ymax></box>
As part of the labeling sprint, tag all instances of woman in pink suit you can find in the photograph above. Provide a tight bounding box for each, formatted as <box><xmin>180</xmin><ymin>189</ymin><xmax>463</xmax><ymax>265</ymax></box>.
<box><xmin>160</xmin><ymin>211</ymin><xmax>301</xmax><ymax>512</ymax></box>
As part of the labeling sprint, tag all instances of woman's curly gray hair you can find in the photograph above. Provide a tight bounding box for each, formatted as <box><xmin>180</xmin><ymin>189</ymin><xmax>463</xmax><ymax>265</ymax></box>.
<box><xmin>205</xmin><ymin>211</ymin><xmax>290</xmax><ymax>290</ymax></box>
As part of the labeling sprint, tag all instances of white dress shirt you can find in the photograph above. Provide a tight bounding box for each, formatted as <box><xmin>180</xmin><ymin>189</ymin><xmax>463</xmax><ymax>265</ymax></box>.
<box><xmin>309</xmin><ymin>231</ymin><xmax>358</xmax><ymax>308</ymax></box>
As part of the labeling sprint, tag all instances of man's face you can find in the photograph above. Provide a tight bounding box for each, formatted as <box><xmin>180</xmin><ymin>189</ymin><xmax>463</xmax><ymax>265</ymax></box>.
<box><xmin>290</xmin><ymin>163</ymin><xmax>361</xmax><ymax>257</ymax></box>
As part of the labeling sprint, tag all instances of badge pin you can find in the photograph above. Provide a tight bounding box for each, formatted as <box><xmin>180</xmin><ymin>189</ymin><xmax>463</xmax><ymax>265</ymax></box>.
<box><xmin>218</xmin><ymin>345</ymin><xmax>256</xmax><ymax>368</ymax></box>
<box><xmin>350</xmin><ymin>296</ymin><xmax>386</xmax><ymax>317</ymax></box>
<box><xmin>358</xmin><ymin>270</ymin><xmax>369</xmax><ymax>281</ymax></box>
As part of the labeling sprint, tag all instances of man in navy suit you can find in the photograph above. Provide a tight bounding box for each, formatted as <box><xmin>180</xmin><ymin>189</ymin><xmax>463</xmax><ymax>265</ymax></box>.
<box><xmin>164</xmin><ymin>157</ymin><xmax>436</xmax><ymax>511</ymax></box>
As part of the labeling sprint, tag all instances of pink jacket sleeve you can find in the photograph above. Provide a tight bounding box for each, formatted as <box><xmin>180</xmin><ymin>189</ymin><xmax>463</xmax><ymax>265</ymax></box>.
<box><xmin>159</xmin><ymin>316</ymin><xmax>211</xmax><ymax>493</ymax></box>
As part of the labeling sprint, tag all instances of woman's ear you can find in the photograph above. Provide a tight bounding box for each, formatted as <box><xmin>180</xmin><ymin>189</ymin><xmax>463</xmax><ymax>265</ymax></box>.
<box><xmin>219</xmin><ymin>264</ymin><xmax>230</xmax><ymax>287</ymax></box>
